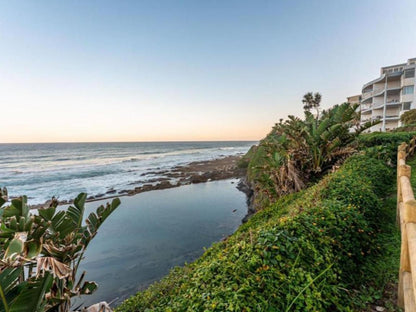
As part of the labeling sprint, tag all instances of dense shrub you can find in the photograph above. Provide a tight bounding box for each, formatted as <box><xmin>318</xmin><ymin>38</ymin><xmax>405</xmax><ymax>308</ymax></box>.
<box><xmin>237</xmin><ymin>145</ymin><xmax>257</xmax><ymax>169</ymax></box>
<box><xmin>116</xmin><ymin>153</ymin><xmax>393</xmax><ymax>312</ymax></box>
<box><xmin>358</xmin><ymin>132</ymin><xmax>416</xmax><ymax>164</ymax></box>
<box><xmin>358</xmin><ymin>132</ymin><xmax>416</xmax><ymax>149</ymax></box>
<box><xmin>393</xmin><ymin>123</ymin><xmax>416</xmax><ymax>133</ymax></box>
<box><xmin>400</xmin><ymin>109</ymin><xmax>416</xmax><ymax>126</ymax></box>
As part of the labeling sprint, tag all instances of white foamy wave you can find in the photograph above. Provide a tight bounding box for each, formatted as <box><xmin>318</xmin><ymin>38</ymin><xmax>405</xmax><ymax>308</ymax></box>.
<box><xmin>0</xmin><ymin>141</ymin><xmax>256</xmax><ymax>204</ymax></box>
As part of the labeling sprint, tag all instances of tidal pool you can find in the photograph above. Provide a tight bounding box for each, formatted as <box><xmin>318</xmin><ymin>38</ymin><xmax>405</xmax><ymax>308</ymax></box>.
<box><xmin>73</xmin><ymin>179</ymin><xmax>247</xmax><ymax>307</ymax></box>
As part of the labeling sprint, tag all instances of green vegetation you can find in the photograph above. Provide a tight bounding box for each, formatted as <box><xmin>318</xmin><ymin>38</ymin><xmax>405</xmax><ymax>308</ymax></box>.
<box><xmin>245</xmin><ymin>102</ymin><xmax>373</xmax><ymax>209</ymax></box>
<box><xmin>394</xmin><ymin>123</ymin><xmax>416</xmax><ymax>133</ymax></box>
<box><xmin>117</xmin><ymin>145</ymin><xmax>401</xmax><ymax>311</ymax></box>
<box><xmin>115</xmin><ymin>95</ymin><xmax>407</xmax><ymax>311</ymax></box>
<box><xmin>0</xmin><ymin>192</ymin><xmax>120</xmax><ymax>312</ymax></box>
<box><xmin>400</xmin><ymin>109</ymin><xmax>416</xmax><ymax>126</ymax></box>
<box><xmin>1</xmin><ymin>93</ymin><xmax>404</xmax><ymax>311</ymax></box>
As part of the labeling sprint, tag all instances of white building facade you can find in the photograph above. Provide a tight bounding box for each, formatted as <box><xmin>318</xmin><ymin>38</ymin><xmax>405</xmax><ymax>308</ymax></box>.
<box><xmin>360</xmin><ymin>58</ymin><xmax>416</xmax><ymax>132</ymax></box>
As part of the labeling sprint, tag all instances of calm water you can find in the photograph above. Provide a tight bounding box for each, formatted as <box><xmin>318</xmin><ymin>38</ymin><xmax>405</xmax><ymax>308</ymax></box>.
<box><xmin>72</xmin><ymin>179</ymin><xmax>246</xmax><ymax>307</ymax></box>
<box><xmin>0</xmin><ymin>141</ymin><xmax>255</xmax><ymax>204</ymax></box>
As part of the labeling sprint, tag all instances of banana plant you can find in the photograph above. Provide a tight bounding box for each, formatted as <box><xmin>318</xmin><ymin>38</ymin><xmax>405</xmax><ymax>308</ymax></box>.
<box><xmin>0</xmin><ymin>187</ymin><xmax>120</xmax><ymax>312</ymax></box>
<box><xmin>248</xmin><ymin>101</ymin><xmax>378</xmax><ymax>204</ymax></box>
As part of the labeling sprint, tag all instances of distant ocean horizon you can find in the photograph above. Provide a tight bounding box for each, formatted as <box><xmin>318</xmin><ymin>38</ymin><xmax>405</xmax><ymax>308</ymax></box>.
<box><xmin>0</xmin><ymin>141</ymin><xmax>256</xmax><ymax>205</ymax></box>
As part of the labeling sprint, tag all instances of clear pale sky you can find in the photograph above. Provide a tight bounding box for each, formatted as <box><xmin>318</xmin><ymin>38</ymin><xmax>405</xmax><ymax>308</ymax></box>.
<box><xmin>1</xmin><ymin>0</ymin><xmax>415</xmax><ymax>143</ymax></box>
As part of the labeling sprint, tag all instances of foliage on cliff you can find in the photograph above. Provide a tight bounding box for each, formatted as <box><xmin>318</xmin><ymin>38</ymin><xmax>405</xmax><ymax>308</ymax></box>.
<box><xmin>117</xmin><ymin>149</ymin><xmax>395</xmax><ymax>311</ymax></box>
<box><xmin>245</xmin><ymin>102</ymin><xmax>373</xmax><ymax>209</ymax></box>
<box><xmin>400</xmin><ymin>109</ymin><xmax>416</xmax><ymax>126</ymax></box>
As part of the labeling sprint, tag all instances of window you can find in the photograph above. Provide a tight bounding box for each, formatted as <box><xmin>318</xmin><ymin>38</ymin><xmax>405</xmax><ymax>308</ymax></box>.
<box><xmin>403</xmin><ymin>85</ymin><xmax>415</xmax><ymax>95</ymax></box>
<box><xmin>405</xmin><ymin>68</ymin><xmax>415</xmax><ymax>78</ymax></box>
<box><xmin>403</xmin><ymin>102</ymin><xmax>412</xmax><ymax>110</ymax></box>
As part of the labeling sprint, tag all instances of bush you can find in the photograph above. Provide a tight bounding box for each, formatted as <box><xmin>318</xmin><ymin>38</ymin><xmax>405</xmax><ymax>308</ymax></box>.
<box><xmin>237</xmin><ymin>145</ymin><xmax>257</xmax><ymax>169</ymax></box>
<box><xmin>400</xmin><ymin>109</ymin><xmax>416</xmax><ymax>125</ymax></box>
<box><xmin>358</xmin><ymin>132</ymin><xmax>416</xmax><ymax>164</ymax></box>
<box><xmin>244</xmin><ymin>103</ymin><xmax>367</xmax><ymax>210</ymax></box>
<box><xmin>358</xmin><ymin>132</ymin><xmax>416</xmax><ymax>149</ymax></box>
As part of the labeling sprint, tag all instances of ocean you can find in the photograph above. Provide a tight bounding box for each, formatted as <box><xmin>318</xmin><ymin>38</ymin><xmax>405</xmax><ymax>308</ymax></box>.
<box><xmin>0</xmin><ymin>141</ymin><xmax>255</xmax><ymax>204</ymax></box>
<box><xmin>0</xmin><ymin>141</ymin><xmax>255</xmax><ymax>307</ymax></box>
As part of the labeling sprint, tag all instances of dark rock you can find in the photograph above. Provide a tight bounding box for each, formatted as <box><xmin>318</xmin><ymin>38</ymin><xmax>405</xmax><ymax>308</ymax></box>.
<box><xmin>237</xmin><ymin>178</ymin><xmax>256</xmax><ymax>223</ymax></box>
<box><xmin>190</xmin><ymin>174</ymin><xmax>208</xmax><ymax>184</ymax></box>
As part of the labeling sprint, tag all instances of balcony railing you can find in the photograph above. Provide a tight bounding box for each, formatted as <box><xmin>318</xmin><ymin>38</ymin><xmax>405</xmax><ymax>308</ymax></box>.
<box><xmin>387</xmin><ymin>100</ymin><xmax>402</xmax><ymax>105</ymax></box>
<box><xmin>385</xmin><ymin>115</ymin><xmax>400</xmax><ymax>119</ymax></box>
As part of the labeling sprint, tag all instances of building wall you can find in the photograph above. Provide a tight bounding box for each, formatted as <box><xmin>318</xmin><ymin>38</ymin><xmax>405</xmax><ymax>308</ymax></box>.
<box><xmin>357</xmin><ymin>58</ymin><xmax>416</xmax><ymax>132</ymax></box>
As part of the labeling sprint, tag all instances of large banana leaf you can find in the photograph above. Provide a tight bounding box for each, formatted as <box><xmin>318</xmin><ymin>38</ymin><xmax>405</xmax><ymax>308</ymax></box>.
<box><xmin>67</xmin><ymin>193</ymin><xmax>87</xmax><ymax>228</ymax></box>
<box><xmin>84</xmin><ymin>198</ymin><xmax>120</xmax><ymax>244</ymax></box>
<box><xmin>9</xmin><ymin>273</ymin><xmax>53</xmax><ymax>312</ymax></box>
<box><xmin>0</xmin><ymin>267</ymin><xmax>23</xmax><ymax>312</ymax></box>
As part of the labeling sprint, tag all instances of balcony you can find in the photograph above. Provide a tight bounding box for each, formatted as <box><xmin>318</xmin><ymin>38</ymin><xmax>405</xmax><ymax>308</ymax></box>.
<box><xmin>386</xmin><ymin>101</ymin><xmax>402</xmax><ymax>106</ymax></box>
<box><xmin>372</xmin><ymin>103</ymin><xmax>384</xmax><ymax>110</ymax></box>
<box><xmin>362</xmin><ymin>91</ymin><xmax>373</xmax><ymax>101</ymax></box>
<box><xmin>385</xmin><ymin>115</ymin><xmax>400</xmax><ymax>120</ymax></box>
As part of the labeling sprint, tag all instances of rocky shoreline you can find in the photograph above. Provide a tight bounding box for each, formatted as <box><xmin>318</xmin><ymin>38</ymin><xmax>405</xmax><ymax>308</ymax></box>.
<box><xmin>30</xmin><ymin>155</ymin><xmax>248</xmax><ymax>209</ymax></box>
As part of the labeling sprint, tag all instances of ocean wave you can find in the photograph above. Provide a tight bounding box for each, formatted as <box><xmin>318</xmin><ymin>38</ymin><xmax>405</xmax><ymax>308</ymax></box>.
<box><xmin>1</xmin><ymin>141</ymin><xmax>255</xmax><ymax>204</ymax></box>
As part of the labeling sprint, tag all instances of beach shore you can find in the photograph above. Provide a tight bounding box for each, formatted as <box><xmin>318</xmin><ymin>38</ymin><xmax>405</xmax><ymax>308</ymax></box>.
<box><xmin>30</xmin><ymin>155</ymin><xmax>245</xmax><ymax>209</ymax></box>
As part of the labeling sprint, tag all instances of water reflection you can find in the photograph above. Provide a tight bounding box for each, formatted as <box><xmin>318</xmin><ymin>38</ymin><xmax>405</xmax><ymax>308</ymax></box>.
<box><xmin>73</xmin><ymin>179</ymin><xmax>246</xmax><ymax>307</ymax></box>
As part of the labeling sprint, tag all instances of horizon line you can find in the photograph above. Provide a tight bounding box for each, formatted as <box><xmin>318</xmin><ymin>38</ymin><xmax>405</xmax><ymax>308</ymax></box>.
<box><xmin>0</xmin><ymin>139</ymin><xmax>260</xmax><ymax>144</ymax></box>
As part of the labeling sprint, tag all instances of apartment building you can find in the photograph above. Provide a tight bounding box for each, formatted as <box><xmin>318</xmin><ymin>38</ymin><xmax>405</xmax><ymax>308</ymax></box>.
<box><xmin>359</xmin><ymin>57</ymin><xmax>416</xmax><ymax>132</ymax></box>
<box><xmin>347</xmin><ymin>94</ymin><xmax>361</xmax><ymax>105</ymax></box>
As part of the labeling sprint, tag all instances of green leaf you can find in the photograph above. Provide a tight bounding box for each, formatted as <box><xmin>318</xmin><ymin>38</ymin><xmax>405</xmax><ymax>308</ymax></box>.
<box><xmin>0</xmin><ymin>224</ymin><xmax>15</xmax><ymax>239</ymax></box>
<box><xmin>85</xmin><ymin>198</ymin><xmax>120</xmax><ymax>245</ymax></box>
<box><xmin>3</xmin><ymin>198</ymin><xmax>28</xmax><ymax>219</ymax></box>
<box><xmin>9</xmin><ymin>273</ymin><xmax>53</xmax><ymax>312</ymax></box>
<box><xmin>79</xmin><ymin>281</ymin><xmax>98</xmax><ymax>295</ymax></box>
<box><xmin>0</xmin><ymin>267</ymin><xmax>22</xmax><ymax>296</ymax></box>
<box><xmin>3</xmin><ymin>233</ymin><xmax>26</xmax><ymax>261</ymax></box>
<box><xmin>38</xmin><ymin>206</ymin><xmax>56</xmax><ymax>221</ymax></box>
<box><xmin>67</xmin><ymin>193</ymin><xmax>87</xmax><ymax>228</ymax></box>
<box><xmin>25</xmin><ymin>241</ymin><xmax>42</xmax><ymax>259</ymax></box>
<box><xmin>50</xmin><ymin>211</ymin><xmax>75</xmax><ymax>239</ymax></box>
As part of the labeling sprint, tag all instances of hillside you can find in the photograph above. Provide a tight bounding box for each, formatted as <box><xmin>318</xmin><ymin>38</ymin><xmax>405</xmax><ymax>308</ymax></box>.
<box><xmin>117</xmin><ymin>103</ymin><xmax>416</xmax><ymax>311</ymax></box>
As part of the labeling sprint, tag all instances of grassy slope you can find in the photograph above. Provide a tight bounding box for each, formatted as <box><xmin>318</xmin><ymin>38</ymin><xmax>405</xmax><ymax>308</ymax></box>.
<box><xmin>116</xmin><ymin>153</ymin><xmax>401</xmax><ymax>312</ymax></box>
<box><xmin>356</xmin><ymin>155</ymin><xmax>416</xmax><ymax>311</ymax></box>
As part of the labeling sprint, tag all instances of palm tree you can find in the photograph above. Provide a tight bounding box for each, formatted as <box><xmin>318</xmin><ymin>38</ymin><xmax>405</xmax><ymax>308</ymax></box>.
<box><xmin>302</xmin><ymin>92</ymin><xmax>322</xmax><ymax>118</ymax></box>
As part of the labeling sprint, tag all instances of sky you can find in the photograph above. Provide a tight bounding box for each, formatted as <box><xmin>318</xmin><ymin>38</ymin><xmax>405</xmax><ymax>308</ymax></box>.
<box><xmin>0</xmin><ymin>0</ymin><xmax>415</xmax><ymax>143</ymax></box>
